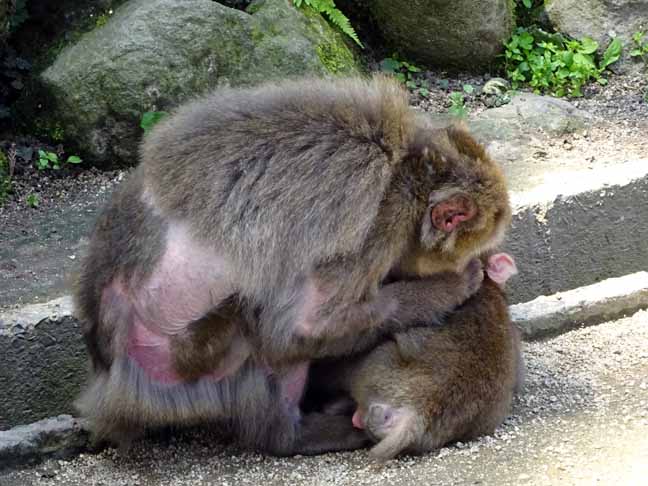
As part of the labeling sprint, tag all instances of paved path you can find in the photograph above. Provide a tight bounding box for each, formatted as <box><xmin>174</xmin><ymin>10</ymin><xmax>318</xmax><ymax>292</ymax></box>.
<box><xmin>2</xmin><ymin>310</ymin><xmax>647</xmax><ymax>486</ymax></box>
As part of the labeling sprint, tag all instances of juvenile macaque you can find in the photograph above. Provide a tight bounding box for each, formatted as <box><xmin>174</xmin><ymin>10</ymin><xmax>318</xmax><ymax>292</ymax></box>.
<box><xmin>311</xmin><ymin>253</ymin><xmax>522</xmax><ymax>460</ymax></box>
<box><xmin>74</xmin><ymin>75</ymin><xmax>511</xmax><ymax>455</ymax></box>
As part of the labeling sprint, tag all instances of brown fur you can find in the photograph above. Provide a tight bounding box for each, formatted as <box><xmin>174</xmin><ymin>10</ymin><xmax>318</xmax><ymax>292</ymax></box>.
<box><xmin>73</xmin><ymin>75</ymin><xmax>511</xmax><ymax>455</ymax></box>
<box><xmin>310</xmin><ymin>274</ymin><xmax>522</xmax><ymax>460</ymax></box>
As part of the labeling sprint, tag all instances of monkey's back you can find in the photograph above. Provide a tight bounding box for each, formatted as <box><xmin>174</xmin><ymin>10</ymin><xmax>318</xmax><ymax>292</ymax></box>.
<box><xmin>353</xmin><ymin>279</ymin><xmax>520</xmax><ymax>451</ymax></box>
<box><xmin>140</xmin><ymin>76</ymin><xmax>415</xmax><ymax>291</ymax></box>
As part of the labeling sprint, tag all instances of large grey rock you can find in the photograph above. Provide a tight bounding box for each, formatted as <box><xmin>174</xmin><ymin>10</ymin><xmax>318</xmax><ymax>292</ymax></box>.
<box><xmin>41</xmin><ymin>0</ymin><xmax>359</xmax><ymax>166</ymax></box>
<box><xmin>367</xmin><ymin>0</ymin><xmax>514</xmax><ymax>69</ymax></box>
<box><xmin>545</xmin><ymin>0</ymin><xmax>648</xmax><ymax>71</ymax></box>
<box><xmin>468</xmin><ymin>93</ymin><xmax>591</xmax><ymax>165</ymax></box>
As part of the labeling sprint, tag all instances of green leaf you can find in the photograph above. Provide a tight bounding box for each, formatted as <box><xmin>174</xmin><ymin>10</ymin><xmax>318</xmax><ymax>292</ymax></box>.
<box><xmin>66</xmin><ymin>155</ymin><xmax>83</xmax><ymax>164</ymax></box>
<box><xmin>449</xmin><ymin>92</ymin><xmax>464</xmax><ymax>104</ymax></box>
<box><xmin>46</xmin><ymin>152</ymin><xmax>58</xmax><ymax>162</ymax></box>
<box><xmin>418</xmin><ymin>87</ymin><xmax>430</xmax><ymax>97</ymax></box>
<box><xmin>141</xmin><ymin>111</ymin><xmax>169</xmax><ymax>134</ymax></box>
<box><xmin>519</xmin><ymin>31</ymin><xmax>534</xmax><ymax>50</ymax></box>
<box><xmin>318</xmin><ymin>2</ymin><xmax>363</xmax><ymax>47</ymax></box>
<box><xmin>462</xmin><ymin>84</ymin><xmax>475</xmax><ymax>94</ymax></box>
<box><xmin>600</xmin><ymin>38</ymin><xmax>622</xmax><ymax>69</ymax></box>
<box><xmin>25</xmin><ymin>193</ymin><xmax>39</xmax><ymax>208</ymax></box>
<box><xmin>630</xmin><ymin>48</ymin><xmax>642</xmax><ymax>57</ymax></box>
<box><xmin>403</xmin><ymin>61</ymin><xmax>421</xmax><ymax>73</ymax></box>
<box><xmin>522</xmin><ymin>0</ymin><xmax>532</xmax><ymax>8</ymax></box>
<box><xmin>380</xmin><ymin>57</ymin><xmax>401</xmax><ymax>73</ymax></box>
<box><xmin>578</xmin><ymin>37</ymin><xmax>599</xmax><ymax>55</ymax></box>
<box><xmin>632</xmin><ymin>31</ymin><xmax>645</xmax><ymax>44</ymax></box>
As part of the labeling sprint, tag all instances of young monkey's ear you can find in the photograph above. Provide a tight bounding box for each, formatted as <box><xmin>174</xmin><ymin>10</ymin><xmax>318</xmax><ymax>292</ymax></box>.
<box><xmin>430</xmin><ymin>194</ymin><xmax>477</xmax><ymax>232</ymax></box>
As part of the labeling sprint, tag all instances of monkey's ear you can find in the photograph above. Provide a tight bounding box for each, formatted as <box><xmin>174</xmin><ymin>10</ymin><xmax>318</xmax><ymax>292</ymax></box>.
<box><xmin>430</xmin><ymin>194</ymin><xmax>476</xmax><ymax>232</ymax></box>
<box><xmin>486</xmin><ymin>253</ymin><xmax>518</xmax><ymax>285</ymax></box>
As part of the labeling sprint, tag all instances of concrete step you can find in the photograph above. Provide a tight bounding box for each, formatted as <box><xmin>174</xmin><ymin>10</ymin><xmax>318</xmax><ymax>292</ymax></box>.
<box><xmin>2</xmin><ymin>271</ymin><xmax>648</xmax><ymax>443</ymax></box>
<box><xmin>506</xmin><ymin>158</ymin><xmax>648</xmax><ymax>303</ymax></box>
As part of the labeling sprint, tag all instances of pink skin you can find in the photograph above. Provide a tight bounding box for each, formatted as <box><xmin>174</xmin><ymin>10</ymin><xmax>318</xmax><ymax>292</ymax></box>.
<box><xmin>352</xmin><ymin>409</ymin><xmax>364</xmax><ymax>429</ymax></box>
<box><xmin>351</xmin><ymin>252</ymin><xmax>518</xmax><ymax>429</ymax></box>
<box><xmin>431</xmin><ymin>197</ymin><xmax>477</xmax><ymax>232</ymax></box>
<box><xmin>485</xmin><ymin>252</ymin><xmax>518</xmax><ymax>285</ymax></box>
<box><xmin>111</xmin><ymin>222</ymin><xmax>330</xmax><ymax>388</ymax></box>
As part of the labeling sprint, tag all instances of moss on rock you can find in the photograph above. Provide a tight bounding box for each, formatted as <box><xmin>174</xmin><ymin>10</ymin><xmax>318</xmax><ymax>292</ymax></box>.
<box><xmin>39</xmin><ymin>0</ymin><xmax>361</xmax><ymax>166</ymax></box>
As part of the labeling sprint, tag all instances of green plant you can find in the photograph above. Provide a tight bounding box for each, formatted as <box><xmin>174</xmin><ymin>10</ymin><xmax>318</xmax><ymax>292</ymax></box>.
<box><xmin>630</xmin><ymin>31</ymin><xmax>648</xmax><ymax>66</ymax></box>
<box><xmin>51</xmin><ymin>124</ymin><xmax>65</xmax><ymax>142</ymax></box>
<box><xmin>140</xmin><ymin>111</ymin><xmax>169</xmax><ymax>134</ymax></box>
<box><xmin>380</xmin><ymin>56</ymin><xmax>430</xmax><ymax>96</ymax></box>
<box><xmin>37</xmin><ymin>150</ymin><xmax>83</xmax><ymax>170</ymax></box>
<box><xmin>448</xmin><ymin>85</ymin><xmax>474</xmax><ymax>118</ymax></box>
<box><xmin>95</xmin><ymin>13</ymin><xmax>110</xmax><ymax>28</ymax></box>
<box><xmin>293</xmin><ymin>0</ymin><xmax>362</xmax><ymax>47</ymax></box>
<box><xmin>25</xmin><ymin>193</ymin><xmax>40</xmax><ymax>208</ymax></box>
<box><xmin>515</xmin><ymin>0</ymin><xmax>545</xmax><ymax>28</ymax></box>
<box><xmin>0</xmin><ymin>151</ymin><xmax>12</xmax><ymax>203</ymax></box>
<box><xmin>503</xmin><ymin>27</ymin><xmax>622</xmax><ymax>97</ymax></box>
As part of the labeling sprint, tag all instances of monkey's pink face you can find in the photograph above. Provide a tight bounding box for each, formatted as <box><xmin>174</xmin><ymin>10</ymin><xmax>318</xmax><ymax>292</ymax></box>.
<box><xmin>430</xmin><ymin>193</ymin><xmax>476</xmax><ymax>233</ymax></box>
<box><xmin>397</xmin><ymin>189</ymin><xmax>510</xmax><ymax>278</ymax></box>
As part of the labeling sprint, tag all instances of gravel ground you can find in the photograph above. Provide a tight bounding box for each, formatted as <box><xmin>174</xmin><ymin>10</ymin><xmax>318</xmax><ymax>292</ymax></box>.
<box><xmin>2</xmin><ymin>310</ymin><xmax>646</xmax><ymax>486</ymax></box>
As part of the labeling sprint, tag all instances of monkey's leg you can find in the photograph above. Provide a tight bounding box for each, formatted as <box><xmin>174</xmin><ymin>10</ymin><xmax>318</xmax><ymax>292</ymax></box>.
<box><xmin>169</xmin><ymin>296</ymin><xmax>248</xmax><ymax>382</ymax></box>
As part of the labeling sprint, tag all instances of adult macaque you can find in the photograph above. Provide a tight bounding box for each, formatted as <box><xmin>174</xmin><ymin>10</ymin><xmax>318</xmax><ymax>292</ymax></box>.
<box><xmin>74</xmin><ymin>75</ymin><xmax>511</xmax><ymax>455</ymax></box>
<box><xmin>310</xmin><ymin>253</ymin><xmax>522</xmax><ymax>460</ymax></box>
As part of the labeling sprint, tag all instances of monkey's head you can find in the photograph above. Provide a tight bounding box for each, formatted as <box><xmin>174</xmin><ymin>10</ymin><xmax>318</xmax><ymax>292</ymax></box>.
<box><xmin>396</xmin><ymin>123</ymin><xmax>512</xmax><ymax>277</ymax></box>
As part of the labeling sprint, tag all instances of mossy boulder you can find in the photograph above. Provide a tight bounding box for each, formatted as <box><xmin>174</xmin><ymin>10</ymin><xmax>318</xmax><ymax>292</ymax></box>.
<box><xmin>367</xmin><ymin>0</ymin><xmax>514</xmax><ymax>70</ymax></box>
<box><xmin>40</xmin><ymin>0</ymin><xmax>359</xmax><ymax>166</ymax></box>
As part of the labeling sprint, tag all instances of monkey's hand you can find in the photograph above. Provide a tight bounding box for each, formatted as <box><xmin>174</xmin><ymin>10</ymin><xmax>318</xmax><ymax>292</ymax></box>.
<box><xmin>380</xmin><ymin>257</ymin><xmax>484</xmax><ymax>330</ymax></box>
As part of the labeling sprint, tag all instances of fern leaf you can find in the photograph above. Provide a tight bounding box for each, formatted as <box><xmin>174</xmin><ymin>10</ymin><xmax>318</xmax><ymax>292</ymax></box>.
<box><xmin>295</xmin><ymin>0</ymin><xmax>363</xmax><ymax>47</ymax></box>
<box><xmin>322</xmin><ymin>5</ymin><xmax>363</xmax><ymax>47</ymax></box>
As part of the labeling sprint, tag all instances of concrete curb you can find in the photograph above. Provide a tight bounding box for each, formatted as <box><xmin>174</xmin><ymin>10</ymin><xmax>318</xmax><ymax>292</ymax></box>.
<box><xmin>0</xmin><ymin>415</ymin><xmax>89</xmax><ymax>470</ymax></box>
<box><xmin>1</xmin><ymin>272</ymin><xmax>647</xmax><ymax>468</ymax></box>
<box><xmin>3</xmin><ymin>270</ymin><xmax>648</xmax><ymax>437</ymax></box>
<box><xmin>0</xmin><ymin>298</ymin><xmax>87</xmax><ymax>431</ymax></box>
<box><xmin>511</xmin><ymin>271</ymin><xmax>648</xmax><ymax>339</ymax></box>
<box><xmin>506</xmin><ymin>159</ymin><xmax>648</xmax><ymax>303</ymax></box>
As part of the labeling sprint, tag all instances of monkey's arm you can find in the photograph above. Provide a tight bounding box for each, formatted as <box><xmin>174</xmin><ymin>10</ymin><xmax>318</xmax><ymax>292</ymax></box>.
<box><xmin>257</xmin><ymin>258</ymin><xmax>483</xmax><ymax>364</ymax></box>
<box><xmin>382</xmin><ymin>258</ymin><xmax>484</xmax><ymax>328</ymax></box>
